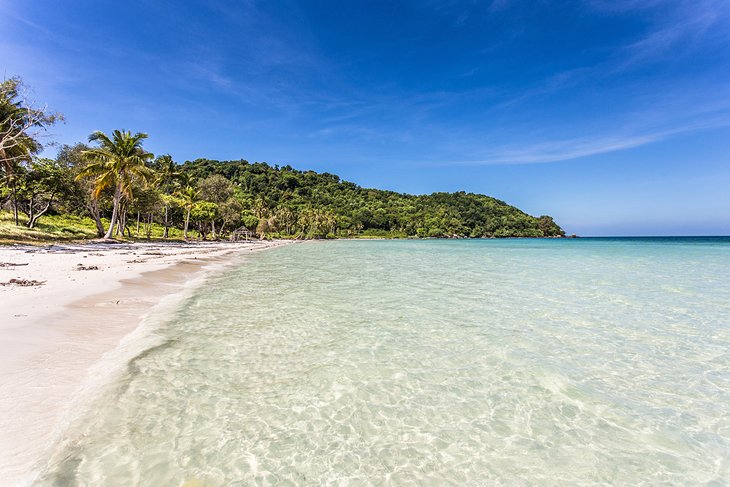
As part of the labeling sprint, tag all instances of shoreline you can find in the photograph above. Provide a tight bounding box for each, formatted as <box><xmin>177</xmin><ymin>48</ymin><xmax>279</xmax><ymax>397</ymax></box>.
<box><xmin>0</xmin><ymin>240</ymin><xmax>291</xmax><ymax>486</ymax></box>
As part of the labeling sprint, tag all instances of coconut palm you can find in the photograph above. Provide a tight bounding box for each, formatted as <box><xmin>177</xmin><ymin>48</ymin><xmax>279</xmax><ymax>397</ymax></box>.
<box><xmin>78</xmin><ymin>130</ymin><xmax>153</xmax><ymax>239</ymax></box>
<box><xmin>177</xmin><ymin>184</ymin><xmax>200</xmax><ymax>241</ymax></box>
<box><xmin>177</xmin><ymin>172</ymin><xmax>194</xmax><ymax>189</ymax></box>
<box><xmin>154</xmin><ymin>154</ymin><xmax>180</xmax><ymax>238</ymax></box>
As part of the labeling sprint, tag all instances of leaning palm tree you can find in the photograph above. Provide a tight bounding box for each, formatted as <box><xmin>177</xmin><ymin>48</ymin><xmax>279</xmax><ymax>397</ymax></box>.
<box><xmin>77</xmin><ymin>130</ymin><xmax>153</xmax><ymax>239</ymax></box>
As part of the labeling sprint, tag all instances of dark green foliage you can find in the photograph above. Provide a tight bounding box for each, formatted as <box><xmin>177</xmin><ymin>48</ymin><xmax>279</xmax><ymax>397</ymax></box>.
<box><xmin>14</xmin><ymin>157</ymin><xmax>76</xmax><ymax>228</ymax></box>
<box><xmin>179</xmin><ymin>158</ymin><xmax>565</xmax><ymax>238</ymax></box>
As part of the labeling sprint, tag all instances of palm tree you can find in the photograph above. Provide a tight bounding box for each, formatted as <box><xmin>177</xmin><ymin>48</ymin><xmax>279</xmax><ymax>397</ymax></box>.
<box><xmin>177</xmin><ymin>184</ymin><xmax>200</xmax><ymax>241</ymax></box>
<box><xmin>178</xmin><ymin>172</ymin><xmax>194</xmax><ymax>189</ymax></box>
<box><xmin>78</xmin><ymin>130</ymin><xmax>153</xmax><ymax>239</ymax></box>
<box><xmin>274</xmin><ymin>206</ymin><xmax>296</xmax><ymax>235</ymax></box>
<box><xmin>155</xmin><ymin>154</ymin><xmax>180</xmax><ymax>238</ymax></box>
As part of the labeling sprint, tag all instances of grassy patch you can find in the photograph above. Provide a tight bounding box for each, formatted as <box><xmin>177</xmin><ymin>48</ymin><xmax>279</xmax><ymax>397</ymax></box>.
<box><xmin>0</xmin><ymin>211</ymin><xmax>98</xmax><ymax>245</ymax></box>
<box><xmin>0</xmin><ymin>211</ymin><xmax>200</xmax><ymax>245</ymax></box>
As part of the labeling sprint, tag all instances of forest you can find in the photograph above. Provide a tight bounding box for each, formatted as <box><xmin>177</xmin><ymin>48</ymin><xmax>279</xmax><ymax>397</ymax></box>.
<box><xmin>1</xmin><ymin>77</ymin><xmax>565</xmax><ymax>241</ymax></box>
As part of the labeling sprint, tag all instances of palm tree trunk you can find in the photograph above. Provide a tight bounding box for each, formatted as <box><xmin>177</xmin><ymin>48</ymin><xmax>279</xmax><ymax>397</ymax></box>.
<box><xmin>118</xmin><ymin>205</ymin><xmax>129</xmax><ymax>237</ymax></box>
<box><xmin>119</xmin><ymin>207</ymin><xmax>126</xmax><ymax>237</ymax></box>
<box><xmin>136</xmin><ymin>211</ymin><xmax>140</xmax><ymax>236</ymax></box>
<box><xmin>163</xmin><ymin>204</ymin><xmax>169</xmax><ymax>238</ymax></box>
<box><xmin>211</xmin><ymin>220</ymin><xmax>216</xmax><ymax>240</ymax></box>
<box><xmin>104</xmin><ymin>187</ymin><xmax>121</xmax><ymax>239</ymax></box>
<box><xmin>184</xmin><ymin>207</ymin><xmax>191</xmax><ymax>240</ymax></box>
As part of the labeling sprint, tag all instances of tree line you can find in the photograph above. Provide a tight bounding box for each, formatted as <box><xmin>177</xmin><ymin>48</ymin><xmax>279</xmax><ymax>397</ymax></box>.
<box><xmin>1</xmin><ymin>77</ymin><xmax>565</xmax><ymax>240</ymax></box>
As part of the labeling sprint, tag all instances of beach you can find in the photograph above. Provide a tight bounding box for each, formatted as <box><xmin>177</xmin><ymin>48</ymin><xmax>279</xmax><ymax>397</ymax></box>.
<box><xmin>0</xmin><ymin>240</ymin><xmax>290</xmax><ymax>486</ymax></box>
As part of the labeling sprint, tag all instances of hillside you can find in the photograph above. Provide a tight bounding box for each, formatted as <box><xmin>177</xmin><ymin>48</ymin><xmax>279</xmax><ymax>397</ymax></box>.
<box><xmin>180</xmin><ymin>158</ymin><xmax>565</xmax><ymax>238</ymax></box>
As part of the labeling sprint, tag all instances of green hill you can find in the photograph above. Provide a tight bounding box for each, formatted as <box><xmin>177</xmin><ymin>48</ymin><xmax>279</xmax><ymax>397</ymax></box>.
<box><xmin>180</xmin><ymin>158</ymin><xmax>565</xmax><ymax>238</ymax></box>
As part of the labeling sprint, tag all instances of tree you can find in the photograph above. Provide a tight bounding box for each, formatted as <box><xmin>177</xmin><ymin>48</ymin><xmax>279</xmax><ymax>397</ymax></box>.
<box><xmin>198</xmin><ymin>174</ymin><xmax>233</xmax><ymax>238</ymax></box>
<box><xmin>0</xmin><ymin>77</ymin><xmax>63</xmax><ymax>224</ymax></box>
<box><xmin>153</xmin><ymin>154</ymin><xmax>180</xmax><ymax>238</ymax></box>
<box><xmin>130</xmin><ymin>185</ymin><xmax>163</xmax><ymax>238</ymax></box>
<box><xmin>218</xmin><ymin>197</ymin><xmax>243</xmax><ymax>235</ymax></box>
<box><xmin>256</xmin><ymin>216</ymin><xmax>274</xmax><ymax>239</ymax></box>
<box><xmin>273</xmin><ymin>206</ymin><xmax>296</xmax><ymax>234</ymax></box>
<box><xmin>191</xmin><ymin>200</ymin><xmax>218</xmax><ymax>240</ymax></box>
<box><xmin>198</xmin><ymin>174</ymin><xmax>233</xmax><ymax>204</ymax></box>
<box><xmin>57</xmin><ymin>144</ymin><xmax>106</xmax><ymax>237</ymax></box>
<box><xmin>240</xmin><ymin>211</ymin><xmax>259</xmax><ymax>231</ymax></box>
<box><xmin>78</xmin><ymin>130</ymin><xmax>153</xmax><ymax>239</ymax></box>
<box><xmin>15</xmin><ymin>157</ymin><xmax>74</xmax><ymax>228</ymax></box>
<box><xmin>537</xmin><ymin>215</ymin><xmax>564</xmax><ymax>237</ymax></box>
<box><xmin>177</xmin><ymin>184</ymin><xmax>200</xmax><ymax>240</ymax></box>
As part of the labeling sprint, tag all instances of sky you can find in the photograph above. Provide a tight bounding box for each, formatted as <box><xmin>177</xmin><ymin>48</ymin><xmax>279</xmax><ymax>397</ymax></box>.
<box><xmin>2</xmin><ymin>0</ymin><xmax>729</xmax><ymax>236</ymax></box>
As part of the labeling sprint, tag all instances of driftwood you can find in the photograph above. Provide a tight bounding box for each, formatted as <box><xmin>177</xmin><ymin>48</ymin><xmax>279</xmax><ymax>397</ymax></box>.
<box><xmin>0</xmin><ymin>278</ymin><xmax>46</xmax><ymax>287</ymax></box>
<box><xmin>76</xmin><ymin>264</ymin><xmax>99</xmax><ymax>271</ymax></box>
<box><xmin>0</xmin><ymin>262</ymin><xmax>29</xmax><ymax>267</ymax></box>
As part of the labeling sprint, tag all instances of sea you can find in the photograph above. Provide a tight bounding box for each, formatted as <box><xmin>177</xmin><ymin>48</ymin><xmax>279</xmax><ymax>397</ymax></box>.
<box><xmin>37</xmin><ymin>238</ymin><xmax>730</xmax><ymax>485</ymax></box>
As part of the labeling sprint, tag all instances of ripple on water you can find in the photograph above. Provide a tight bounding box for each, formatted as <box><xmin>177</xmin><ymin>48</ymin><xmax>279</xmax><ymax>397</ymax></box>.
<box><xmin>39</xmin><ymin>239</ymin><xmax>730</xmax><ymax>485</ymax></box>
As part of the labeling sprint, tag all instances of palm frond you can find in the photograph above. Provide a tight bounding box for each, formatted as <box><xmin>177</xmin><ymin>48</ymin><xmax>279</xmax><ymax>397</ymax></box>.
<box><xmin>92</xmin><ymin>170</ymin><xmax>115</xmax><ymax>199</ymax></box>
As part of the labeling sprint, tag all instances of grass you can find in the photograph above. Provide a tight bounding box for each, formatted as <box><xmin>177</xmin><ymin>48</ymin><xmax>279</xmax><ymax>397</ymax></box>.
<box><xmin>0</xmin><ymin>210</ymin><xmax>410</xmax><ymax>245</ymax></box>
<box><xmin>0</xmin><ymin>211</ymin><xmax>98</xmax><ymax>245</ymax></box>
<box><xmin>0</xmin><ymin>211</ymin><xmax>200</xmax><ymax>245</ymax></box>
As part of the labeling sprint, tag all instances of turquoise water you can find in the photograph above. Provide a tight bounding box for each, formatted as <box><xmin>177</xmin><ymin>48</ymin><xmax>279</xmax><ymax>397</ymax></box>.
<box><xmin>40</xmin><ymin>239</ymin><xmax>730</xmax><ymax>485</ymax></box>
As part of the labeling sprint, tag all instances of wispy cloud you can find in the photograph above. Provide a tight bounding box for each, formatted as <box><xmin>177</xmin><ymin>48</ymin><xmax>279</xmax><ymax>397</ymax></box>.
<box><xmin>0</xmin><ymin>2</ymin><xmax>54</xmax><ymax>37</ymax></box>
<box><xmin>456</xmin><ymin>133</ymin><xmax>667</xmax><ymax>165</ymax></box>
<box><xmin>613</xmin><ymin>1</ymin><xmax>729</xmax><ymax>69</ymax></box>
<box><xmin>426</xmin><ymin>0</ymin><xmax>730</xmax><ymax>167</ymax></box>
<box><xmin>446</xmin><ymin>114</ymin><xmax>730</xmax><ymax>165</ymax></box>
<box><xmin>419</xmin><ymin>0</ymin><xmax>513</xmax><ymax>26</ymax></box>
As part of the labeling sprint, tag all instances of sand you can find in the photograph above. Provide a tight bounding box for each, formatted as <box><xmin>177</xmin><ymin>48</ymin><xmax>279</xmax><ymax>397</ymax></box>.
<box><xmin>0</xmin><ymin>240</ymin><xmax>290</xmax><ymax>486</ymax></box>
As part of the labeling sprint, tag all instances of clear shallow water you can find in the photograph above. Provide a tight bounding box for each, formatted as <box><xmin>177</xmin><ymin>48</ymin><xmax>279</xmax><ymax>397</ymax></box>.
<box><xmin>39</xmin><ymin>239</ymin><xmax>730</xmax><ymax>485</ymax></box>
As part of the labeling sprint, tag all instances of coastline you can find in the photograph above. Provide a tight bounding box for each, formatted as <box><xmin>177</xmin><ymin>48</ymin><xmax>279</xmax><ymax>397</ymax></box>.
<box><xmin>0</xmin><ymin>240</ymin><xmax>290</xmax><ymax>486</ymax></box>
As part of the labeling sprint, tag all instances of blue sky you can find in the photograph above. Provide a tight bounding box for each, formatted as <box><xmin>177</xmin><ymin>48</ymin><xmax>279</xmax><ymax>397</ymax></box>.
<box><xmin>2</xmin><ymin>0</ymin><xmax>729</xmax><ymax>235</ymax></box>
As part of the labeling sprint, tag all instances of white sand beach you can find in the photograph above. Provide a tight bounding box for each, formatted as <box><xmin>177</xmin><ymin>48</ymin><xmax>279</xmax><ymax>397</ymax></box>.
<box><xmin>0</xmin><ymin>240</ymin><xmax>290</xmax><ymax>486</ymax></box>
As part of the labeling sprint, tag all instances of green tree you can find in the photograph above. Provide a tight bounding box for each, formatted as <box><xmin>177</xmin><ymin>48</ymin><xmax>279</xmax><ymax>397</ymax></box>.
<box><xmin>177</xmin><ymin>184</ymin><xmax>200</xmax><ymax>241</ymax></box>
<box><xmin>191</xmin><ymin>200</ymin><xmax>218</xmax><ymax>239</ymax></box>
<box><xmin>130</xmin><ymin>185</ymin><xmax>163</xmax><ymax>238</ymax></box>
<box><xmin>198</xmin><ymin>174</ymin><xmax>233</xmax><ymax>238</ymax></box>
<box><xmin>78</xmin><ymin>130</ymin><xmax>154</xmax><ymax>239</ymax></box>
<box><xmin>56</xmin><ymin>144</ymin><xmax>107</xmax><ymax>237</ymax></box>
<box><xmin>240</xmin><ymin>211</ymin><xmax>259</xmax><ymax>231</ymax></box>
<box><xmin>153</xmin><ymin>154</ymin><xmax>180</xmax><ymax>238</ymax></box>
<box><xmin>15</xmin><ymin>157</ymin><xmax>74</xmax><ymax>228</ymax></box>
<box><xmin>537</xmin><ymin>215</ymin><xmax>564</xmax><ymax>237</ymax></box>
<box><xmin>219</xmin><ymin>197</ymin><xmax>243</xmax><ymax>235</ymax></box>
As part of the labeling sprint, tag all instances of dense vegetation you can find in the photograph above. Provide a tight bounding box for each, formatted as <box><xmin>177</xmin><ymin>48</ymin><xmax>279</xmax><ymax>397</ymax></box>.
<box><xmin>180</xmin><ymin>158</ymin><xmax>564</xmax><ymax>238</ymax></box>
<box><xmin>1</xmin><ymin>77</ymin><xmax>564</xmax><ymax>241</ymax></box>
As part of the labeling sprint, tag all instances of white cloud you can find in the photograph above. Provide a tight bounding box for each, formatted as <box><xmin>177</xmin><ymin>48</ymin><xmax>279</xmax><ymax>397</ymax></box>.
<box><xmin>448</xmin><ymin>114</ymin><xmax>730</xmax><ymax>165</ymax></box>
